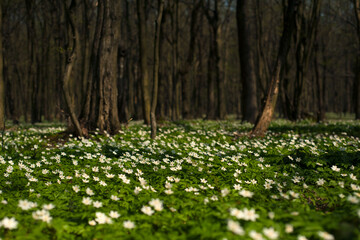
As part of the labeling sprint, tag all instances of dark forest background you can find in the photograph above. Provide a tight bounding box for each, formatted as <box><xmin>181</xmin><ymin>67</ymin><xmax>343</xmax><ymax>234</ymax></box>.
<box><xmin>0</xmin><ymin>0</ymin><xmax>359</xmax><ymax>136</ymax></box>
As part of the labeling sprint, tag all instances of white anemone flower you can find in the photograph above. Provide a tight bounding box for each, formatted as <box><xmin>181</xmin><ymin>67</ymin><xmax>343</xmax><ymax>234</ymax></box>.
<box><xmin>123</xmin><ymin>220</ymin><xmax>135</xmax><ymax>229</ymax></box>
<box><xmin>1</xmin><ymin>217</ymin><xmax>18</xmax><ymax>230</ymax></box>
<box><xmin>141</xmin><ymin>206</ymin><xmax>154</xmax><ymax>216</ymax></box>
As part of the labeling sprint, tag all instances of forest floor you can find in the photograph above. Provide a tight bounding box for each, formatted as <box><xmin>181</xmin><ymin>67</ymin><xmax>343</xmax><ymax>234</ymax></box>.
<box><xmin>0</xmin><ymin>119</ymin><xmax>359</xmax><ymax>239</ymax></box>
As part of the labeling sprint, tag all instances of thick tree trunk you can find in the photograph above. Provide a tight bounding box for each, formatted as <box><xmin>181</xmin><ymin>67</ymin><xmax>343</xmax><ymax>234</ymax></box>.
<box><xmin>80</xmin><ymin>0</ymin><xmax>104</xmax><ymax>126</ymax></box>
<box><xmin>251</xmin><ymin>0</ymin><xmax>300</xmax><ymax>137</ymax></box>
<box><xmin>181</xmin><ymin>0</ymin><xmax>201</xmax><ymax>119</ymax></box>
<box><xmin>204</xmin><ymin>0</ymin><xmax>222</xmax><ymax>119</ymax></box>
<box><xmin>63</xmin><ymin>54</ymin><xmax>83</xmax><ymax>137</ymax></box>
<box><xmin>150</xmin><ymin>0</ymin><xmax>164</xmax><ymax>139</ymax></box>
<box><xmin>237</xmin><ymin>0</ymin><xmax>258</xmax><ymax>123</ymax></box>
<box><xmin>62</xmin><ymin>0</ymin><xmax>83</xmax><ymax>137</ymax></box>
<box><xmin>254</xmin><ymin>0</ymin><xmax>269</xmax><ymax>99</ymax></box>
<box><xmin>97</xmin><ymin>0</ymin><xmax>121</xmax><ymax>133</ymax></box>
<box><xmin>68</xmin><ymin>0</ymin><xmax>121</xmax><ymax>135</ymax></box>
<box><xmin>25</xmin><ymin>1</ymin><xmax>40</xmax><ymax>123</ymax></box>
<box><xmin>137</xmin><ymin>0</ymin><xmax>151</xmax><ymax>125</ymax></box>
<box><xmin>119</xmin><ymin>0</ymin><xmax>135</xmax><ymax>122</ymax></box>
<box><xmin>80</xmin><ymin>0</ymin><xmax>91</xmax><ymax>103</ymax></box>
<box><xmin>292</xmin><ymin>0</ymin><xmax>321</xmax><ymax>120</ymax></box>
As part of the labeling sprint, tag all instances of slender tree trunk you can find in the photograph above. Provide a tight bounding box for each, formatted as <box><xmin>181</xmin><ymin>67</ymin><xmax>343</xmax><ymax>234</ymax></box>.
<box><xmin>123</xmin><ymin>0</ymin><xmax>135</xmax><ymax>122</ymax></box>
<box><xmin>207</xmin><ymin>27</ymin><xmax>216</xmax><ymax>119</ymax></box>
<box><xmin>221</xmin><ymin>24</ymin><xmax>229</xmax><ymax>118</ymax></box>
<box><xmin>216</xmin><ymin>25</ymin><xmax>226</xmax><ymax>119</ymax></box>
<box><xmin>151</xmin><ymin>0</ymin><xmax>164</xmax><ymax>139</ymax></box>
<box><xmin>353</xmin><ymin>0</ymin><xmax>360</xmax><ymax>119</ymax></box>
<box><xmin>355</xmin><ymin>56</ymin><xmax>360</xmax><ymax>119</ymax></box>
<box><xmin>237</xmin><ymin>0</ymin><xmax>258</xmax><ymax>123</ymax></box>
<box><xmin>171</xmin><ymin>0</ymin><xmax>181</xmax><ymax>120</ymax></box>
<box><xmin>0</xmin><ymin>2</ymin><xmax>4</xmax><ymax>130</ymax></box>
<box><xmin>158</xmin><ymin>9</ymin><xmax>167</xmax><ymax>119</ymax></box>
<box><xmin>251</xmin><ymin>0</ymin><xmax>300</xmax><ymax>137</ymax></box>
<box><xmin>314</xmin><ymin>42</ymin><xmax>325</xmax><ymax>122</ymax></box>
<box><xmin>137</xmin><ymin>0</ymin><xmax>151</xmax><ymax>124</ymax></box>
<box><xmin>321</xmin><ymin>41</ymin><xmax>327</xmax><ymax>116</ymax></box>
<box><xmin>196</xmin><ymin>33</ymin><xmax>205</xmax><ymax>118</ymax></box>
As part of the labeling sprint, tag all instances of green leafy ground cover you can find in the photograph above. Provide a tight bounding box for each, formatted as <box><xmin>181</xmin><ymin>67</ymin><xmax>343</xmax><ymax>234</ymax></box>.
<box><xmin>0</xmin><ymin>120</ymin><xmax>360</xmax><ymax>240</ymax></box>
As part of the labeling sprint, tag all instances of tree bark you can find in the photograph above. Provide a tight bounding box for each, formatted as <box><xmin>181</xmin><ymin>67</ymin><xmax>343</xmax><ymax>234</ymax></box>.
<box><xmin>292</xmin><ymin>0</ymin><xmax>321</xmax><ymax>120</ymax></box>
<box><xmin>69</xmin><ymin>0</ymin><xmax>121</xmax><ymax>135</ymax></box>
<box><xmin>150</xmin><ymin>0</ymin><xmax>164</xmax><ymax>139</ymax></box>
<box><xmin>204</xmin><ymin>0</ymin><xmax>222</xmax><ymax>119</ymax></box>
<box><xmin>353</xmin><ymin>0</ymin><xmax>360</xmax><ymax>119</ymax></box>
<box><xmin>181</xmin><ymin>0</ymin><xmax>201</xmax><ymax>119</ymax></box>
<box><xmin>62</xmin><ymin>0</ymin><xmax>83</xmax><ymax>137</ymax></box>
<box><xmin>171</xmin><ymin>0</ymin><xmax>181</xmax><ymax>121</ymax></box>
<box><xmin>79</xmin><ymin>0</ymin><xmax>104</xmax><ymax>126</ymax></box>
<box><xmin>207</xmin><ymin>29</ymin><xmax>216</xmax><ymax>119</ymax></box>
<box><xmin>97</xmin><ymin>0</ymin><xmax>121</xmax><ymax>133</ymax></box>
<box><xmin>137</xmin><ymin>0</ymin><xmax>151</xmax><ymax>125</ymax></box>
<box><xmin>251</xmin><ymin>0</ymin><xmax>300</xmax><ymax>137</ymax></box>
<box><xmin>314</xmin><ymin>42</ymin><xmax>325</xmax><ymax>122</ymax></box>
<box><xmin>80</xmin><ymin>0</ymin><xmax>91</xmax><ymax>103</ymax></box>
<box><xmin>237</xmin><ymin>0</ymin><xmax>258</xmax><ymax>123</ymax></box>
<box><xmin>25</xmin><ymin>0</ymin><xmax>41</xmax><ymax>123</ymax></box>
<box><xmin>254</xmin><ymin>0</ymin><xmax>270</xmax><ymax>99</ymax></box>
<box><xmin>119</xmin><ymin>0</ymin><xmax>135</xmax><ymax>122</ymax></box>
<box><xmin>0</xmin><ymin>2</ymin><xmax>4</xmax><ymax>130</ymax></box>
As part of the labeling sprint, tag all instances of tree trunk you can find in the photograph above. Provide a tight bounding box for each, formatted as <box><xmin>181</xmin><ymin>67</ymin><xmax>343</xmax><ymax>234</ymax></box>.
<box><xmin>63</xmin><ymin>54</ymin><xmax>83</xmax><ymax>137</ymax></box>
<box><xmin>355</xmin><ymin>57</ymin><xmax>360</xmax><ymax>119</ymax></box>
<box><xmin>353</xmin><ymin>0</ymin><xmax>360</xmax><ymax>119</ymax></box>
<box><xmin>25</xmin><ymin>0</ymin><xmax>41</xmax><ymax>123</ymax></box>
<box><xmin>0</xmin><ymin>2</ymin><xmax>4</xmax><ymax>130</ymax></box>
<box><xmin>137</xmin><ymin>0</ymin><xmax>151</xmax><ymax>124</ymax></box>
<box><xmin>150</xmin><ymin>0</ymin><xmax>164</xmax><ymax>139</ymax></box>
<box><xmin>95</xmin><ymin>0</ymin><xmax>121</xmax><ymax>133</ymax></box>
<box><xmin>314</xmin><ymin>42</ymin><xmax>325</xmax><ymax>122</ymax></box>
<box><xmin>62</xmin><ymin>0</ymin><xmax>83</xmax><ymax>137</ymax></box>
<box><xmin>80</xmin><ymin>0</ymin><xmax>91</xmax><ymax>103</ymax></box>
<box><xmin>292</xmin><ymin>0</ymin><xmax>321</xmax><ymax>120</ymax></box>
<box><xmin>204</xmin><ymin>0</ymin><xmax>222</xmax><ymax>119</ymax></box>
<box><xmin>171</xmin><ymin>0</ymin><xmax>181</xmax><ymax>121</ymax></box>
<box><xmin>181</xmin><ymin>0</ymin><xmax>201</xmax><ymax>119</ymax></box>
<box><xmin>74</xmin><ymin>0</ymin><xmax>121</xmax><ymax>135</ymax></box>
<box><xmin>79</xmin><ymin>0</ymin><xmax>104</xmax><ymax>126</ymax></box>
<box><xmin>207</xmin><ymin>29</ymin><xmax>216</xmax><ymax>119</ymax></box>
<box><xmin>254</xmin><ymin>0</ymin><xmax>270</xmax><ymax>99</ymax></box>
<box><xmin>120</xmin><ymin>0</ymin><xmax>135</xmax><ymax>122</ymax></box>
<box><xmin>237</xmin><ymin>0</ymin><xmax>258</xmax><ymax>123</ymax></box>
<box><xmin>251</xmin><ymin>0</ymin><xmax>300</xmax><ymax>137</ymax></box>
<box><xmin>216</xmin><ymin>25</ymin><xmax>226</xmax><ymax>119</ymax></box>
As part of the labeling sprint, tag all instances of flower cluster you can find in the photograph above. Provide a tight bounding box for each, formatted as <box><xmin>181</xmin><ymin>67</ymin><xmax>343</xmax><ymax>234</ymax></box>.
<box><xmin>0</xmin><ymin>120</ymin><xmax>358</xmax><ymax>239</ymax></box>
